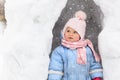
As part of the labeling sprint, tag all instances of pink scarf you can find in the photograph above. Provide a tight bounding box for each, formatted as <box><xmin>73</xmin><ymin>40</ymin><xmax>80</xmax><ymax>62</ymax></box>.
<box><xmin>61</xmin><ymin>39</ymin><xmax>100</xmax><ymax>64</ymax></box>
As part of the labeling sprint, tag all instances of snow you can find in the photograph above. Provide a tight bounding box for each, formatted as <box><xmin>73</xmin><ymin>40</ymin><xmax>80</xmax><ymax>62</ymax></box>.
<box><xmin>94</xmin><ymin>0</ymin><xmax>120</xmax><ymax>80</ymax></box>
<box><xmin>0</xmin><ymin>0</ymin><xmax>67</xmax><ymax>80</ymax></box>
<box><xmin>0</xmin><ymin>22</ymin><xmax>5</xmax><ymax>37</ymax></box>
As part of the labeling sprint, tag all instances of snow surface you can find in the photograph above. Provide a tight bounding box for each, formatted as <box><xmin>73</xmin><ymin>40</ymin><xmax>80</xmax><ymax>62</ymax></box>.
<box><xmin>0</xmin><ymin>0</ymin><xmax>67</xmax><ymax>80</ymax></box>
<box><xmin>94</xmin><ymin>0</ymin><xmax>120</xmax><ymax>80</ymax></box>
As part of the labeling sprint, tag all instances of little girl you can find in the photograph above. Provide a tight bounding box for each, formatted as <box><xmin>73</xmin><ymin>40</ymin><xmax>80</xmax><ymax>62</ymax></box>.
<box><xmin>48</xmin><ymin>10</ymin><xmax>103</xmax><ymax>80</ymax></box>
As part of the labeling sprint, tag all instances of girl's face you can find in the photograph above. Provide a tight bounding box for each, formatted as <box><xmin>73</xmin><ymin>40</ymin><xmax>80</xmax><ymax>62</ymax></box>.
<box><xmin>64</xmin><ymin>27</ymin><xmax>81</xmax><ymax>42</ymax></box>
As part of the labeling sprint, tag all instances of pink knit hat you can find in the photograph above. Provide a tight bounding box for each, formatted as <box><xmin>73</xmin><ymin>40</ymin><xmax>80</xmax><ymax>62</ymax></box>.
<box><xmin>62</xmin><ymin>10</ymin><xmax>87</xmax><ymax>40</ymax></box>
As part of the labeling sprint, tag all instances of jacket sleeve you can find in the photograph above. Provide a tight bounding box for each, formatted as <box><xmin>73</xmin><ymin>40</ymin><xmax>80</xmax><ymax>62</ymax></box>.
<box><xmin>87</xmin><ymin>47</ymin><xmax>103</xmax><ymax>79</ymax></box>
<box><xmin>48</xmin><ymin>47</ymin><xmax>64</xmax><ymax>80</ymax></box>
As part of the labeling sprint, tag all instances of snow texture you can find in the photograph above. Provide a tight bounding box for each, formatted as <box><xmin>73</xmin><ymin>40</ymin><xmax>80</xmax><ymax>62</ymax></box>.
<box><xmin>0</xmin><ymin>0</ymin><xmax>67</xmax><ymax>80</ymax></box>
<box><xmin>94</xmin><ymin>0</ymin><xmax>120</xmax><ymax>80</ymax></box>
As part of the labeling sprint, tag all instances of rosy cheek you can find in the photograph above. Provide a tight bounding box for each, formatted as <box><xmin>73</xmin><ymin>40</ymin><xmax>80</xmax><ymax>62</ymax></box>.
<box><xmin>79</xmin><ymin>36</ymin><xmax>81</xmax><ymax>40</ymax></box>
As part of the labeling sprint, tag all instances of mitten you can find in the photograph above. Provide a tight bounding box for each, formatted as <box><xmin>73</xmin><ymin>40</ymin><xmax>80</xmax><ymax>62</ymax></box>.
<box><xmin>93</xmin><ymin>77</ymin><xmax>102</xmax><ymax>80</ymax></box>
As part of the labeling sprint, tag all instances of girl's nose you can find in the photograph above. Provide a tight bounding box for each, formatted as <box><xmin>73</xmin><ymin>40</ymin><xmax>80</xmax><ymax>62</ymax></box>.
<box><xmin>69</xmin><ymin>32</ymin><xmax>73</xmax><ymax>36</ymax></box>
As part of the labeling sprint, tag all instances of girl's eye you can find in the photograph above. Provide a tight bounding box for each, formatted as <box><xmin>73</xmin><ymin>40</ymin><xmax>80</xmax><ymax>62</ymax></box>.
<box><xmin>74</xmin><ymin>31</ymin><xmax>78</xmax><ymax>34</ymax></box>
<box><xmin>67</xmin><ymin>30</ymin><xmax>70</xmax><ymax>32</ymax></box>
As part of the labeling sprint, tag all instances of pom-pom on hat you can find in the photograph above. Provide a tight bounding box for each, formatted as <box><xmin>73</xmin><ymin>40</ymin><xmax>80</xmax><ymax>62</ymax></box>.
<box><xmin>62</xmin><ymin>10</ymin><xmax>87</xmax><ymax>40</ymax></box>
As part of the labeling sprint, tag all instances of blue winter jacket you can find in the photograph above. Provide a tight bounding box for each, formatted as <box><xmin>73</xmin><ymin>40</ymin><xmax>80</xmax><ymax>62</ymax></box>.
<box><xmin>48</xmin><ymin>45</ymin><xmax>103</xmax><ymax>80</ymax></box>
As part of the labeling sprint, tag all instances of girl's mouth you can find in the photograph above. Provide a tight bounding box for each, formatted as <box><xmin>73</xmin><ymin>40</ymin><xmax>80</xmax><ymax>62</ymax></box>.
<box><xmin>68</xmin><ymin>37</ymin><xmax>73</xmax><ymax>39</ymax></box>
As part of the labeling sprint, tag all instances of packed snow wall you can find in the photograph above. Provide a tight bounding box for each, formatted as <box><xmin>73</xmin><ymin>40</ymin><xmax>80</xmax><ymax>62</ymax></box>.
<box><xmin>94</xmin><ymin>0</ymin><xmax>120</xmax><ymax>80</ymax></box>
<box><xmin>0</xmin><ymin>0</ymin><xmax>67</xmax><ymax>80</ymax></box>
